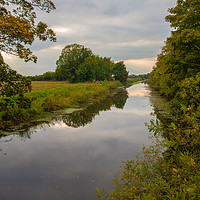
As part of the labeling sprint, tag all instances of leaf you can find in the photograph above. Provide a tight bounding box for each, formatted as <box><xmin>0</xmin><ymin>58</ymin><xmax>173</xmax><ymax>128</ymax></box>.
<box><xmin>172</xmin><ymin>168</ymin><xmax>178</xmax><ymax>173</ymax></box>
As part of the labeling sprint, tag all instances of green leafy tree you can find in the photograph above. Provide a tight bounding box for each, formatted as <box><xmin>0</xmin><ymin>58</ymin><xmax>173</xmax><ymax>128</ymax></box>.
<box><xmin>56</xmin><ymin>44</ymin><xmax>93</xmax><ymax>82</ymax></box>
<box><xmin>112</xmin><ymin>61</ymin><xmax>128</xmax><ymax>84</ymax></box>
<box><xmin>102</xmin><ymin>57</ymin><xmax>115</xmax><ymax>81</ymax></box>
<box><xmin>0</xmin><ymin>0</ymin><xmax>56</xmax><ymax>62</ymax></box>
<box><xmin>76</xmin><ymin>56</ymin><xmax>96</xmax><ymax>82</ymax></box>
<box><xmin>93</xmin><ymin>56</ymin><xmax>113</xmax><ymax>81</ymax></box>
<box><xmin>149</xmin><ymin>0</ymin><xmax>200</xmax><ymax>98</ymax></box>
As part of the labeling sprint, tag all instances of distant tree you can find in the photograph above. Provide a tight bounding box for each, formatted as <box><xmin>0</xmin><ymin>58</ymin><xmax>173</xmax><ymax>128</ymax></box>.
<box><xmin>128</xmin><ymin>73</ymin><xmax>150</xmax><ymax>79</ymax></box>
<box><xmin>112</xmin><ymin>61</ymin><xmax>128</xmax><ymax>84</ymax></box>
<box><xmin>42</xmin><ymin>71</ymin><xmax>56</xmax><ymax>80</ymax></box>
<box><xmin>0</xmin><ymin>0</ymin><xmax>56</xmax><ymax>63</ymax></box>
<box><xmin>56</xmin><ymin>44</ymin><xmax>93</xmax><ymax>82</ymax></box>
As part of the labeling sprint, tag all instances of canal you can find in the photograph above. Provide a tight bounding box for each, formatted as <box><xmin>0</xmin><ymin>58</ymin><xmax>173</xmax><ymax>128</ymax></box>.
<box><xmin>0</xmin><ymin>83</ymin><xmax>157</xmax><ymax>200</ymax></box>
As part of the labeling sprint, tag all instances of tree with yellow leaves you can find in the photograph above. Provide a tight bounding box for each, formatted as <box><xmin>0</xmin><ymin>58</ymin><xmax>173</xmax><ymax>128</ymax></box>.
<box><xmin>0</xmin><ymin>0</ymin><xmax>56</xmax><ymax>62</ymax></box>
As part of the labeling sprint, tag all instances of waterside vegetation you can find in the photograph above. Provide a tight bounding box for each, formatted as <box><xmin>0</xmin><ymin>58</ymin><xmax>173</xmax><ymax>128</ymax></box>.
<box><xmin>0</xmin><ymin>81</ymin><xmax>122</xmax><ymax>131</ymax></box>
<box><xmin>98</xmin><ymin>0</ymin><xmax>200</xmax><ymax>199</ymax></box>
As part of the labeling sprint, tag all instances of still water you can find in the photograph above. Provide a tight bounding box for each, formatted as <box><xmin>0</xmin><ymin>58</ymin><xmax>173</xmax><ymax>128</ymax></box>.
<box><xmin>0</xmin><ymin>83</ymin><xmax>156</xmax><ymax>200</ymax></box>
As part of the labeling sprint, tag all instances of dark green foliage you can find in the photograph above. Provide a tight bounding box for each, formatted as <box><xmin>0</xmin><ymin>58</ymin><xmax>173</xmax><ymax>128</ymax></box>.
<box><xmin>112</xmin><ymin>61</ymin><xmax>128</xmax><ymax>85</ymax></box>
<box><xmin>128</xmin><ymin>73</ymin><xmax>150</xmax><ymax>79</ymax></box>
<box><xmin>149</xmin><ymin>0</ymin><xmax>200</xmax><ymax>98</ymax></box>
<box><xmin>56</xmin><ymin>44</ymin><xmax>93</xmax><ymax>82</ymax></box>
<box><xmin>76</xmin><ymin>56</ymin><xmax>97</xmax><ymax>82</ymax></box>
<box><xmin>28</xmin><ymin>71</ymin><xmax>56</xmax><ymax>81</ymax></box>
<box><xmin>55</xmin><ymin>44</ymin><xmax>128</xmax><ymax>83</ymax></box>
<box><xmin>0</xmin><ymin>55</ymin><xmax>32</xmax><ymax>128</ymax></box>
<box><xmin>0</xmin><ymin>63</ymin><xmax>31</xmax><ymax>97</ymax></box>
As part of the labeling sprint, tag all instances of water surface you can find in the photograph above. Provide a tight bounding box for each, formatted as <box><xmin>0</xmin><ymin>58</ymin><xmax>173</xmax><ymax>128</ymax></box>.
<box><xmin>0</xmin><ymin>83</ymin><xmax>155</xmax><ymax>200</ymax></box>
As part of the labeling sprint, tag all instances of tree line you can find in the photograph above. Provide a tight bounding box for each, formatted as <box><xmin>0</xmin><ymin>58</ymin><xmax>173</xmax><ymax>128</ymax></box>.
<box><xmin>28</xmin><ymin>43</ymin><xmax>129</xmax><ymax>84</ymax></box>
<box><xmin>128</xmin><ymin>73</ymin><xmax>150</xmax><ymax>79</ymax></box>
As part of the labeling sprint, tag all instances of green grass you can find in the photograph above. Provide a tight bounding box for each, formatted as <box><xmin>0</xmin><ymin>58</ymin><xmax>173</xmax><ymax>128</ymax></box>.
<box><xmin>0</xmin><ymin>81</ymin><xmax>122</xmax><ymax>130</ymax></box>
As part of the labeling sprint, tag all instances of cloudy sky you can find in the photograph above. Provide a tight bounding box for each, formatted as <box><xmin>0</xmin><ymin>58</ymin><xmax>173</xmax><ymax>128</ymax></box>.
<box><xmin>4</xmin><ymin>0</ymin><xmax>176</xmax><ymax>75</ymax></box>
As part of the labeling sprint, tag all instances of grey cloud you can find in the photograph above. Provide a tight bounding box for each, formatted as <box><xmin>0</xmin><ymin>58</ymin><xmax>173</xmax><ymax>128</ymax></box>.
<box><xmin>5</xmin><ymin>0</ymin><xmax>176</xmax><ymax>75</ymax></box>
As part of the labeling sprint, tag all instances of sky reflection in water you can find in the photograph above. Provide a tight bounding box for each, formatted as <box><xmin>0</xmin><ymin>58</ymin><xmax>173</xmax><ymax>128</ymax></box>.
<box><xmin>0</xmin><ymin>83</ymin><xmax>154</xmax><ymax>200</ymax></box>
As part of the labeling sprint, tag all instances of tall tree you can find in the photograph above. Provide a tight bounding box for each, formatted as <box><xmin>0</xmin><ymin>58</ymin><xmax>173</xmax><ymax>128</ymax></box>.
<box><xmin>56</xmin><ymin>44</ymin><xmax>93</xmax><ymax>82</ymax></box>
<box><xmin>149</xmin><ymin>0</ymin><xmax>200</xmax><ymax>98</ymax></box>
<box><xmin>112</xmin><ymin>61</ymin><xmax>128</xmax><ymax>85</ymax></box>
<box><xmin>0</xmin><ymin>0</ymin><xmax>56</xmax><ymax>63</ymax></box>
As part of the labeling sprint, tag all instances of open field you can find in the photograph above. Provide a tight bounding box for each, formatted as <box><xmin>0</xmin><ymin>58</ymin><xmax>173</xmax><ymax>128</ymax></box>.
<box><xmin>31</xmin><ymin>81</ymin><xmax>70</xmax><ymax>91</ymax></box>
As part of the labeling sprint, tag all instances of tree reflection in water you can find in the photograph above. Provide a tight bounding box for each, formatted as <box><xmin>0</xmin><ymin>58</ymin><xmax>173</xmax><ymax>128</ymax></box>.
<box><xmin>61</xmin><ymin>89</ymin><xmax>128</xmax><ymax>128</ymax></box>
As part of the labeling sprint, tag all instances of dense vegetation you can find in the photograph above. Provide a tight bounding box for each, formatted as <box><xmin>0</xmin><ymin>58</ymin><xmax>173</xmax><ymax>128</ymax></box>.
<box><xmin>98</xmin><ymin>0</ymin><xmax>200</xmax><ymax>199</ymax></box>
<box><xmin>0</xmin><ymin>0</ymin><xmax>57</xmax><ymax>130</ymax></box>
<box><xmin>128</xmin><ymin>73</ymin><xmax>150</xmax><ymax>80</ymax></box>
<box><xmin>0</xmin><ymin>81</ymin><xmax>122</xmax><ymax>130</ymax></box>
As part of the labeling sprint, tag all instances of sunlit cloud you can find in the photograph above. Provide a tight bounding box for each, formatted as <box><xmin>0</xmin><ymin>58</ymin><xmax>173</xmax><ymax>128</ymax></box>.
<box><xmin>123</xmin><ymin>58</ymin><xmax>157</xmax><ymax>74</ymax></box>
<box><xmin>53</xmin><ymin>27</ymin><xmax>70</xmax><ymax>33</ymax></box>
<box><xmin>107</xmin><ymin>40</ymin><xmax>163</xmax><ymax>47</ymax></box>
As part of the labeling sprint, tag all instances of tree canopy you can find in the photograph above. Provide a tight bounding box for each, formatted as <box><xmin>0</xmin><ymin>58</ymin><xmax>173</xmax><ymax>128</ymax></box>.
<box><xmin>112</xmin><ymin>61</ymin><xmax>128</xmax><ymax>85</ymax></box>
<box><xmin>56</xmin><ymin>44</ymin><xmax>93</xmax><ymax>82</ymax></box>
<box><xmin>0</xmin><ymin>0</ymin><xmax>56</xmax><ymax>62</ymax></box>
<box><xmin>55</xmin><ymin>44</ymin><xmax>129</xmax><ymax>84</ymax></box>
<box><xmin>149</xmin><ymin>0</ymin><xmax>200</xmax><ymax>98</ymax></box>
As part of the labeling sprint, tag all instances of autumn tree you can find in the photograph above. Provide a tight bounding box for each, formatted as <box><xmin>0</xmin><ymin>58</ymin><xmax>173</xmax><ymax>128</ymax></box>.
<box><xmin>0</xmin><ymin>0</ymin><xmax>56</xmax><ymax>128</ymax></box>
<box><xmin>0</xmin><ymin>0</ymin><xmax>56</xmax><ymax>62</ymax></box>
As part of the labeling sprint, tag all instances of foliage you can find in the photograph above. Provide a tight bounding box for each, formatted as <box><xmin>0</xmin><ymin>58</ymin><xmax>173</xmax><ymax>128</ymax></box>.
<box><xmin>0</xmin><ymin>81</ymin><xmax>122</xmax><ymax>129</ymax></box>
<box><xmin>108</xmin><ymin>123</ymin><xmax>200</xmax><ymax>199</ymax></box>
<box><xmin>93</xmin><ymin>1</ymin><xmax>200</xmax><ymax>199</ymax></box>
<box><xmin>0</xmin><ymin>63</ymin><xmax>31</xmax><ymax>97</ymax></box>
<box><xmin>76</xmin><ymin>56</ymin><xmax>97</xmax><ymax>82</ymax></box>
<box><xmin>0</xmin><ymin>0</ymin><xmax>57</xmax><ymax>128</ymax></box>
<box><xmin>149</xmin><ymin>0</ymin><xmax>200</xmax><ymax>98</ymax></box>
<box><xmin>55</xmin><ymin>44</ymin><xmax>128</xmax><ymax>84</ymax></box>
<box><xmin>91</xmin><ymin>188</ymin><xmax>109</xmax><ymax>200</ymax></box>
<box><xmin>0</xmin><ymin>56</ymin><xmax>32</xmax><ymax>128</ymax></box>
<box><xmin>55</xmin><ymin>44</ymin><xmax>93</xmax><ymax>82</ymax></box>
<box><xmin>112</xmin><ymin>61</ymin><xmax>128</xmax><ymax>85</ymax></box>
<box><xmin>28</xmin><ymin>71</ymin><xmax>56</xmax><ymax>81</ymax></box>
<box><xmin>0</xmin><ymin>0</ymin><xmax>56</xmax><ymax>62</ymax></box>
<box><xmin>128</xmin><ymin>73</ymin><xmax>150</xmax><ymax>80</ymax></box>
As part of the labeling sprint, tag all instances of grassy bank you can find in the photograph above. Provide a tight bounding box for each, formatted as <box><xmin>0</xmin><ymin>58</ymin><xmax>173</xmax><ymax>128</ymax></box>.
<box><xmin>0</xmin><ymin>81</ymin><xmax>122</xmax><ymax>130</ymax></box>
<box><xmin>126</xmin><ymin>78</ymin><xmax>142</xmax><ymax>85</ymax></box>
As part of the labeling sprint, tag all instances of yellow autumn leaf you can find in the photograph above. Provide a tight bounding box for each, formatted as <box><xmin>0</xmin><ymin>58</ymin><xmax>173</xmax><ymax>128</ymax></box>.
<box><xmin>173</xmin><ymin>168</ymin><xmax>178</xmax><ymax>173</ymax></box>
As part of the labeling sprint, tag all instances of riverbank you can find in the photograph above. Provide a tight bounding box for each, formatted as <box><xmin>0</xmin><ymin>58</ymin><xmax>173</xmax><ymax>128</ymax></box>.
<box><xmin>0</xmin><ymin>81</ymin><xmax>122</xmax><ymax>132</ymax></box>
<box><xmin>107</xmin><ymin>81</ymin><xmax>200</xmax><ymax>199</ymax></box>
